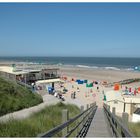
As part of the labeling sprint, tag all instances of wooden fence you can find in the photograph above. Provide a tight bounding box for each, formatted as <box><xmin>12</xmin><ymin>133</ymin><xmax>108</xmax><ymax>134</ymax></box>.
<box><xmin>38</xmin><ymin>102</ymin><xmax>97</xmax><ymax>137</ymax></box>
<box><xmin>103</xmin><ymin>103</ymin><xmax>134</xmax><ymax>137</ymax></box>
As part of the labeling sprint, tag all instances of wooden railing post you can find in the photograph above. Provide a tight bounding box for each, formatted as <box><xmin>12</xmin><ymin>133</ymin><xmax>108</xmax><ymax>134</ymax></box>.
<box><xmin>87</xmin><ymin>104</ymin><xmax>89</xmax><ymax>110</ymax></box>
<box><xmin>108</xmin><ymin>105</ymin><xmax>110</xmax><ymax>111</ymax></box>
<box><xmin>122</xmin><ymin>112</ymin><xmax>129</xmax><ymax>127</ymax></box>
<box><xmin>80</xmin><ymin>106</ymin><xmax>84</xmax><ymax>128</ymax></box>
<box><xmin>112</xmin><ymin>107</ymin><xmax>116</xmax><ymax>116</ymax></box>
<box><xmin>62</xmin><ymin>109</ymin><xmax>69</xmax><ymax>137</ymax></box>
<box><xmin>81</xmin><ymin>105</ymin><xmax>84</xmax><ymax>112</ymax></box>
<box><xmin>86</xmin><ymin>104</ymin><xmax>89</xmax><ymax>121</ymax></box>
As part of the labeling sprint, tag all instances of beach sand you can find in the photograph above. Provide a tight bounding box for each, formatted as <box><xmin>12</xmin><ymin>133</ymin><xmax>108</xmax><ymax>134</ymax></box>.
<box><xmin>1</xmin><ymin>62</ymin><xmax>140</xmax><ymax>109</ymax></box>
<box><xmin>0</xmin><ymin>63</ymin><xmax>140</xmax><ymax>122</ymax></box>
<box><xmin>56</xmin><ymin>66</ymin><xmax>140</xmax><ymax>109</ymax></box>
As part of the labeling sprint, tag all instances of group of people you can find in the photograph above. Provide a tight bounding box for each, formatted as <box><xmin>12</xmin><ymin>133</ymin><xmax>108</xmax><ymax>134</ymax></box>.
<box><xmin>54</xmin><ymin>91</ymin><xmax>65</xmax><ymax>101</ymax></box>
<box><xmin>71</xmin><ymin>91</ymin><xmax>76</xmax><ymax>99</ymax></box>
<box><xmin>124</xmin><ymin>86</ymin><xmax>138</xmax><ymax>96</ymax></box>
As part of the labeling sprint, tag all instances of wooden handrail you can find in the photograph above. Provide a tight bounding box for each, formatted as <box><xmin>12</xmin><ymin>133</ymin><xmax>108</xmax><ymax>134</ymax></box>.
<box><xmin>38</xmin><ymin>103</ymin><xmax>97</xmax><ymax>137</ymax></box>
<box><xmin>103</xmin><ymin>103</ymin><xmax>134</xmax><ymax>137</ymax></box>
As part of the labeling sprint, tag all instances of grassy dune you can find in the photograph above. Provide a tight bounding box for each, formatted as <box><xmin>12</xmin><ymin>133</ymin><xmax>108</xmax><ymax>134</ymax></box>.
<box><xmin>0</xmin><ymin>102</ymin><xmax>80</xmax><ymax>137</ymax></box>
<box><xmin>0</xmin><ymin>77</ymin><xmax>43</xmax><ymax>116</ymax></box>
<box><xmin>116</xmin><ymin>115</ymin><xmax>140</xmax><ymax>137</ymax></box>
<box><xmin>128</xmin><ymin>122</ymin><xmax>140</xmax><ymax>137</ymax></box>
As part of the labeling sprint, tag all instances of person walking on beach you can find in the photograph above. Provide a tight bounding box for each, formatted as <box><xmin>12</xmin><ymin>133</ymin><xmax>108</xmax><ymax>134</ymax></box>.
<box><xmin>134</xmin><ymin>89</ymin><xmax>137</xmax><ymax>96</ymax></box>
<box><xmin>97</xmin><ymin>86</ymin><xmax>99</xmax><ymax>92</ymax></box>
<box><xmin>73</xmin><ymin>91</ymin><xmax>76</xmax><ymax>99</ymax></box>
<box><xmin>77</xmin><ymin>87</ymin><xmax>80</xmax><ymax>92</ymax></box>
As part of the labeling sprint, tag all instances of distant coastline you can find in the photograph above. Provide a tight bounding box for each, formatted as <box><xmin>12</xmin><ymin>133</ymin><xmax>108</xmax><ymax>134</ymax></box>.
<box><xmin>0</xmin><ymin>57</ymin><xmax>140</xmax><ymax>72</ymax></box>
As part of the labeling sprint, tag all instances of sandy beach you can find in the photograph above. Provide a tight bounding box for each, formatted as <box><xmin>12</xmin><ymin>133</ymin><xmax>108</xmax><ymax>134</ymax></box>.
<box><xmin>0</xmin><ymin>62</ymin><xmax>140</xmax><ymax>123</ymax></box>
<box><xmin>1</xmin><ymin>62</ymin><xmax>140</xmax><ymax>108</ymax></box>
<box><xmin>57</xmin><ymin>65</ymin><xmax>140</xmax><ymax>107</ymax></box>
<box><xmin>57</xmin><ymin>66</ymin><xmax>140</xmax><ymax>83</ymax></box>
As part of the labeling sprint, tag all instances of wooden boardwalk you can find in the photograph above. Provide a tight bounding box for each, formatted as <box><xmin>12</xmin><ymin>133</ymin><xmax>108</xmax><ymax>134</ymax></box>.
<box><xmin>86</xmin><ymin>108</ymin><xmax>112</xmax><ymax>137</ymax></box>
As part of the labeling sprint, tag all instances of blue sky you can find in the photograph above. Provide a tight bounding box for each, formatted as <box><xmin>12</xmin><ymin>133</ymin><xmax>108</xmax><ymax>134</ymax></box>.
<box><xmin>0</xmin><ymin>3</ymin><xmax>140</xmax><ymax>57</ymax></box>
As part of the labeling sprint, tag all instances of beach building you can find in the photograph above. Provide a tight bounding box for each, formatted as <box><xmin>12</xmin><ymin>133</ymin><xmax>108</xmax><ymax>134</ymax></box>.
<box><xmin>132</xmin><ymin>108</ymin><xmax>140</xmax><ymax>122</ymax></box>
<box><xmin>0</xmin><ymin>66</ymin><xmax>60</xmax><ymax>89</ymax></box>
<box><xmin>105</xmin><ymin>90</ymin><xmax>140</xmax><ymax>122</ymax></box>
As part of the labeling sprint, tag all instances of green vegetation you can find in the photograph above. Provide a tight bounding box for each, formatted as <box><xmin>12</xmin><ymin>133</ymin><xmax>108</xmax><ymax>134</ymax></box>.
<box><xmin>128</xmin><ymin>122</ymin><xmax>140</xmax><ymax>137</ymax></box>
<box><xmin>116</xmin><ymin>115</ymin><xmax>140</xmax><ymax>137</ymax></box>
<box><xmin>0</xmin><ymin>77</ymin><xmax>43</xmax><ymax>116</ymax></box>
<box><xmin>0</xmin><ymin>102</ymin><xmax>80</xmax><ymax>137</ymax></box>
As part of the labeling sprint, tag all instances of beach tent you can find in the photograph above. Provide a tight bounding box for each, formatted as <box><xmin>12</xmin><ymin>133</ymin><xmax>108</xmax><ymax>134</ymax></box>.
<box><xmin>76</xmin><ymin>79</ymin><xmax>80</xmax><ymax>82</ymax></box>
<box><xmin>114</xmin><ymin>83</ymin><xmax>120</xmax><ymax>91</ymax></box>
<box><xmin>76</xmin><ymin>79</ymin><xmax>84</xmax><ymax>84</ymax></box>
<box><xmin>78</xmin><ymin>80</ymin><xmax>84</xmax><ymax>84</ymax></box>
<box><xmin>138</xmin><ymin>87</ymin><xmax>140</xmax><ymax>93</ymax></box>
<box><xmin>86</xmin><ymin>83</ymin><xmax>93</xmax><ymax>87</ymax></box>
<box><xmin>84</xmin><ymin>80</ymin><xmax>88</xmax><ymax>83</ymax></box>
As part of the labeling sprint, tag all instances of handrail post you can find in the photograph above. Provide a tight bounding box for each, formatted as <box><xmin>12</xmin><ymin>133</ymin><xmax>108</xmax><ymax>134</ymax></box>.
<box><xmin>121</xmin><ymin>112</ymin><xmax>129</xmax><ymax>137</ymax></box>
<box><xmin>107</xmin><ymin>105</ymin><xmax>110</xmax><ymax>111</ymax></box>
<box><xmin>86</xmin><ymin>104</ymin><xmax>89</xmax><ymax>121</ymax></box>
<box><xmin>80</xmin><ymin>106</ymin><xmax>84</xmax><ymax>129</ymax></box>
<box><xmin>122</xmin><ymin>112</ymin><xmax>129</xmax><ymax>127</ymax></box>
<box><xmin>76</xmin><ymin>105</ymin><xmax>85</xmax><ymax>137</ymax></box>
<box><xmin>87</xmin><ymin>104</ymin><xmax>89</xmax><ymax>110</ymax></box>
<box><xmin>62</xmin><ymin>109</ymin><xmax>69</xmax><ymax>137</ymax></box>
<box><xmin>112</xmin><ymin>107</ymin><xmax>116</xmax><ymax>116</ymax></box>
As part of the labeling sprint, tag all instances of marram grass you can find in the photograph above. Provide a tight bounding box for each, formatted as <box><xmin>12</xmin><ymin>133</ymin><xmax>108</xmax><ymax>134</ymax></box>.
<box><xmin>0</xmin><ymin>102</ymin><xmax>80</xmax><ymax>137</ymax></box>
<box><xmin>0</xmin><ymin>77</ymin><xmax>43</xmax><ymax>116</ymax></box>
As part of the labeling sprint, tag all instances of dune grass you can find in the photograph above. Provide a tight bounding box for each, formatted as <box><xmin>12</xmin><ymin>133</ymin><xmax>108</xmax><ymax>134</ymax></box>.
<box><xmin>0</xmin><ymin>102</ymin><xmax>80</xmax><ymax>137</ymax></box>
<box><xmin>128</xmin><ymin>122</ymin><xmax>140</xmax><ymax>137</ymax></box>
<box><xmin>0</xmin><ymin>77</ymin><xmax>43</xmax><ymax>116</ymax></box>
<box><xmin>116</xmin><ymin>115</ymin><xmax>140</xmax><ymax>137</ymax></box>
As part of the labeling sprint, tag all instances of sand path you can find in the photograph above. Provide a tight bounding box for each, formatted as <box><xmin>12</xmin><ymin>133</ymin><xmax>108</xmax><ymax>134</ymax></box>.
<box><xmin>0</xmin><ymin>80</ymin><xmax>104</xmax><ymax>123</ymax></box>
<box><xmin>0</xmin><ymin>94</ymin><xmax>60</xmax><ymax>123</ymax></box>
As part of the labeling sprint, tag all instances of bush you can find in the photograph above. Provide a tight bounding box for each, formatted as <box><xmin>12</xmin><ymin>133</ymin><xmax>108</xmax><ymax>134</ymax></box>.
<box><xmin>0</xmin><ymin>103</ymin><xmax>80</xmax><ymax>137</ymax></box>
<box><xmin>0</xmin><ymin>77</ymin><xmax>43</xmax><ymax>116</ymax></box>
<box><xmin>128</xmin><ymin>122</ymin><xmax>140</xmax><ymax>137</ymax></box>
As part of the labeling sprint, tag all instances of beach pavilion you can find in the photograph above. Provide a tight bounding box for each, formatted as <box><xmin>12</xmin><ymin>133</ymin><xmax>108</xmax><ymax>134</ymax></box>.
<box><xmin>35</xmin><ymin>78</ymin><xmax>63</xmax><ymax>92</ymax></box>
<box><xmin>0</xmin><ymin>66</ymin><xmax>29</xmax><ymax>82</ymax></box>
<box><xmin>0</xmin><ymin>66</ymin><xmax>60</xmax><ymax>87</ymax></box>
<box><xmin>105</xmin><ymin>90</ymin><xmax>140</xmax><ymax>122</ymax></box>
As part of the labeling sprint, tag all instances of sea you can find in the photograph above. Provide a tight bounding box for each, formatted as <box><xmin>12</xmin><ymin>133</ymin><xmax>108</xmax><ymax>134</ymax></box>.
<box><xmin>0</xmin><ymin>57</ymin><xmax>140</xmax><ymax>72</ymax></box>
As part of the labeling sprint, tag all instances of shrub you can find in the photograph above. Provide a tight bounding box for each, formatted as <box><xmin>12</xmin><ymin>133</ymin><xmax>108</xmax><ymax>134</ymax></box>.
<box><xmin>0</xmin><ymin>77</ymin><xmax>43</xmax><ymax>116</ymax></box>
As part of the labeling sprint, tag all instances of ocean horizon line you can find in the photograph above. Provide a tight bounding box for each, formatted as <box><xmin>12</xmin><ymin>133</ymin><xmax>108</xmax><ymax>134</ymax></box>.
<box><xmin>0</xmin><ymin>56</ymin><xmax>140</xmax><ymax>59</ymax></box>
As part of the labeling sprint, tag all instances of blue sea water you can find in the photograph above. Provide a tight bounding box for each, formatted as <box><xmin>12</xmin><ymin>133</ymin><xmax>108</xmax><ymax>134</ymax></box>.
<box><xmin>0</xmin><ymin>57</ymin><xmax>140</xmax><ymax>71</ymax></box>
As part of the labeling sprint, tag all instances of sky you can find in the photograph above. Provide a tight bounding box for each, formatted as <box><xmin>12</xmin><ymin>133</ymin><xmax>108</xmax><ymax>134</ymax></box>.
<box><xmin>0</xmin><ymin>3</ymin><xmax>140</xmax><ymax>57</ymax></box>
